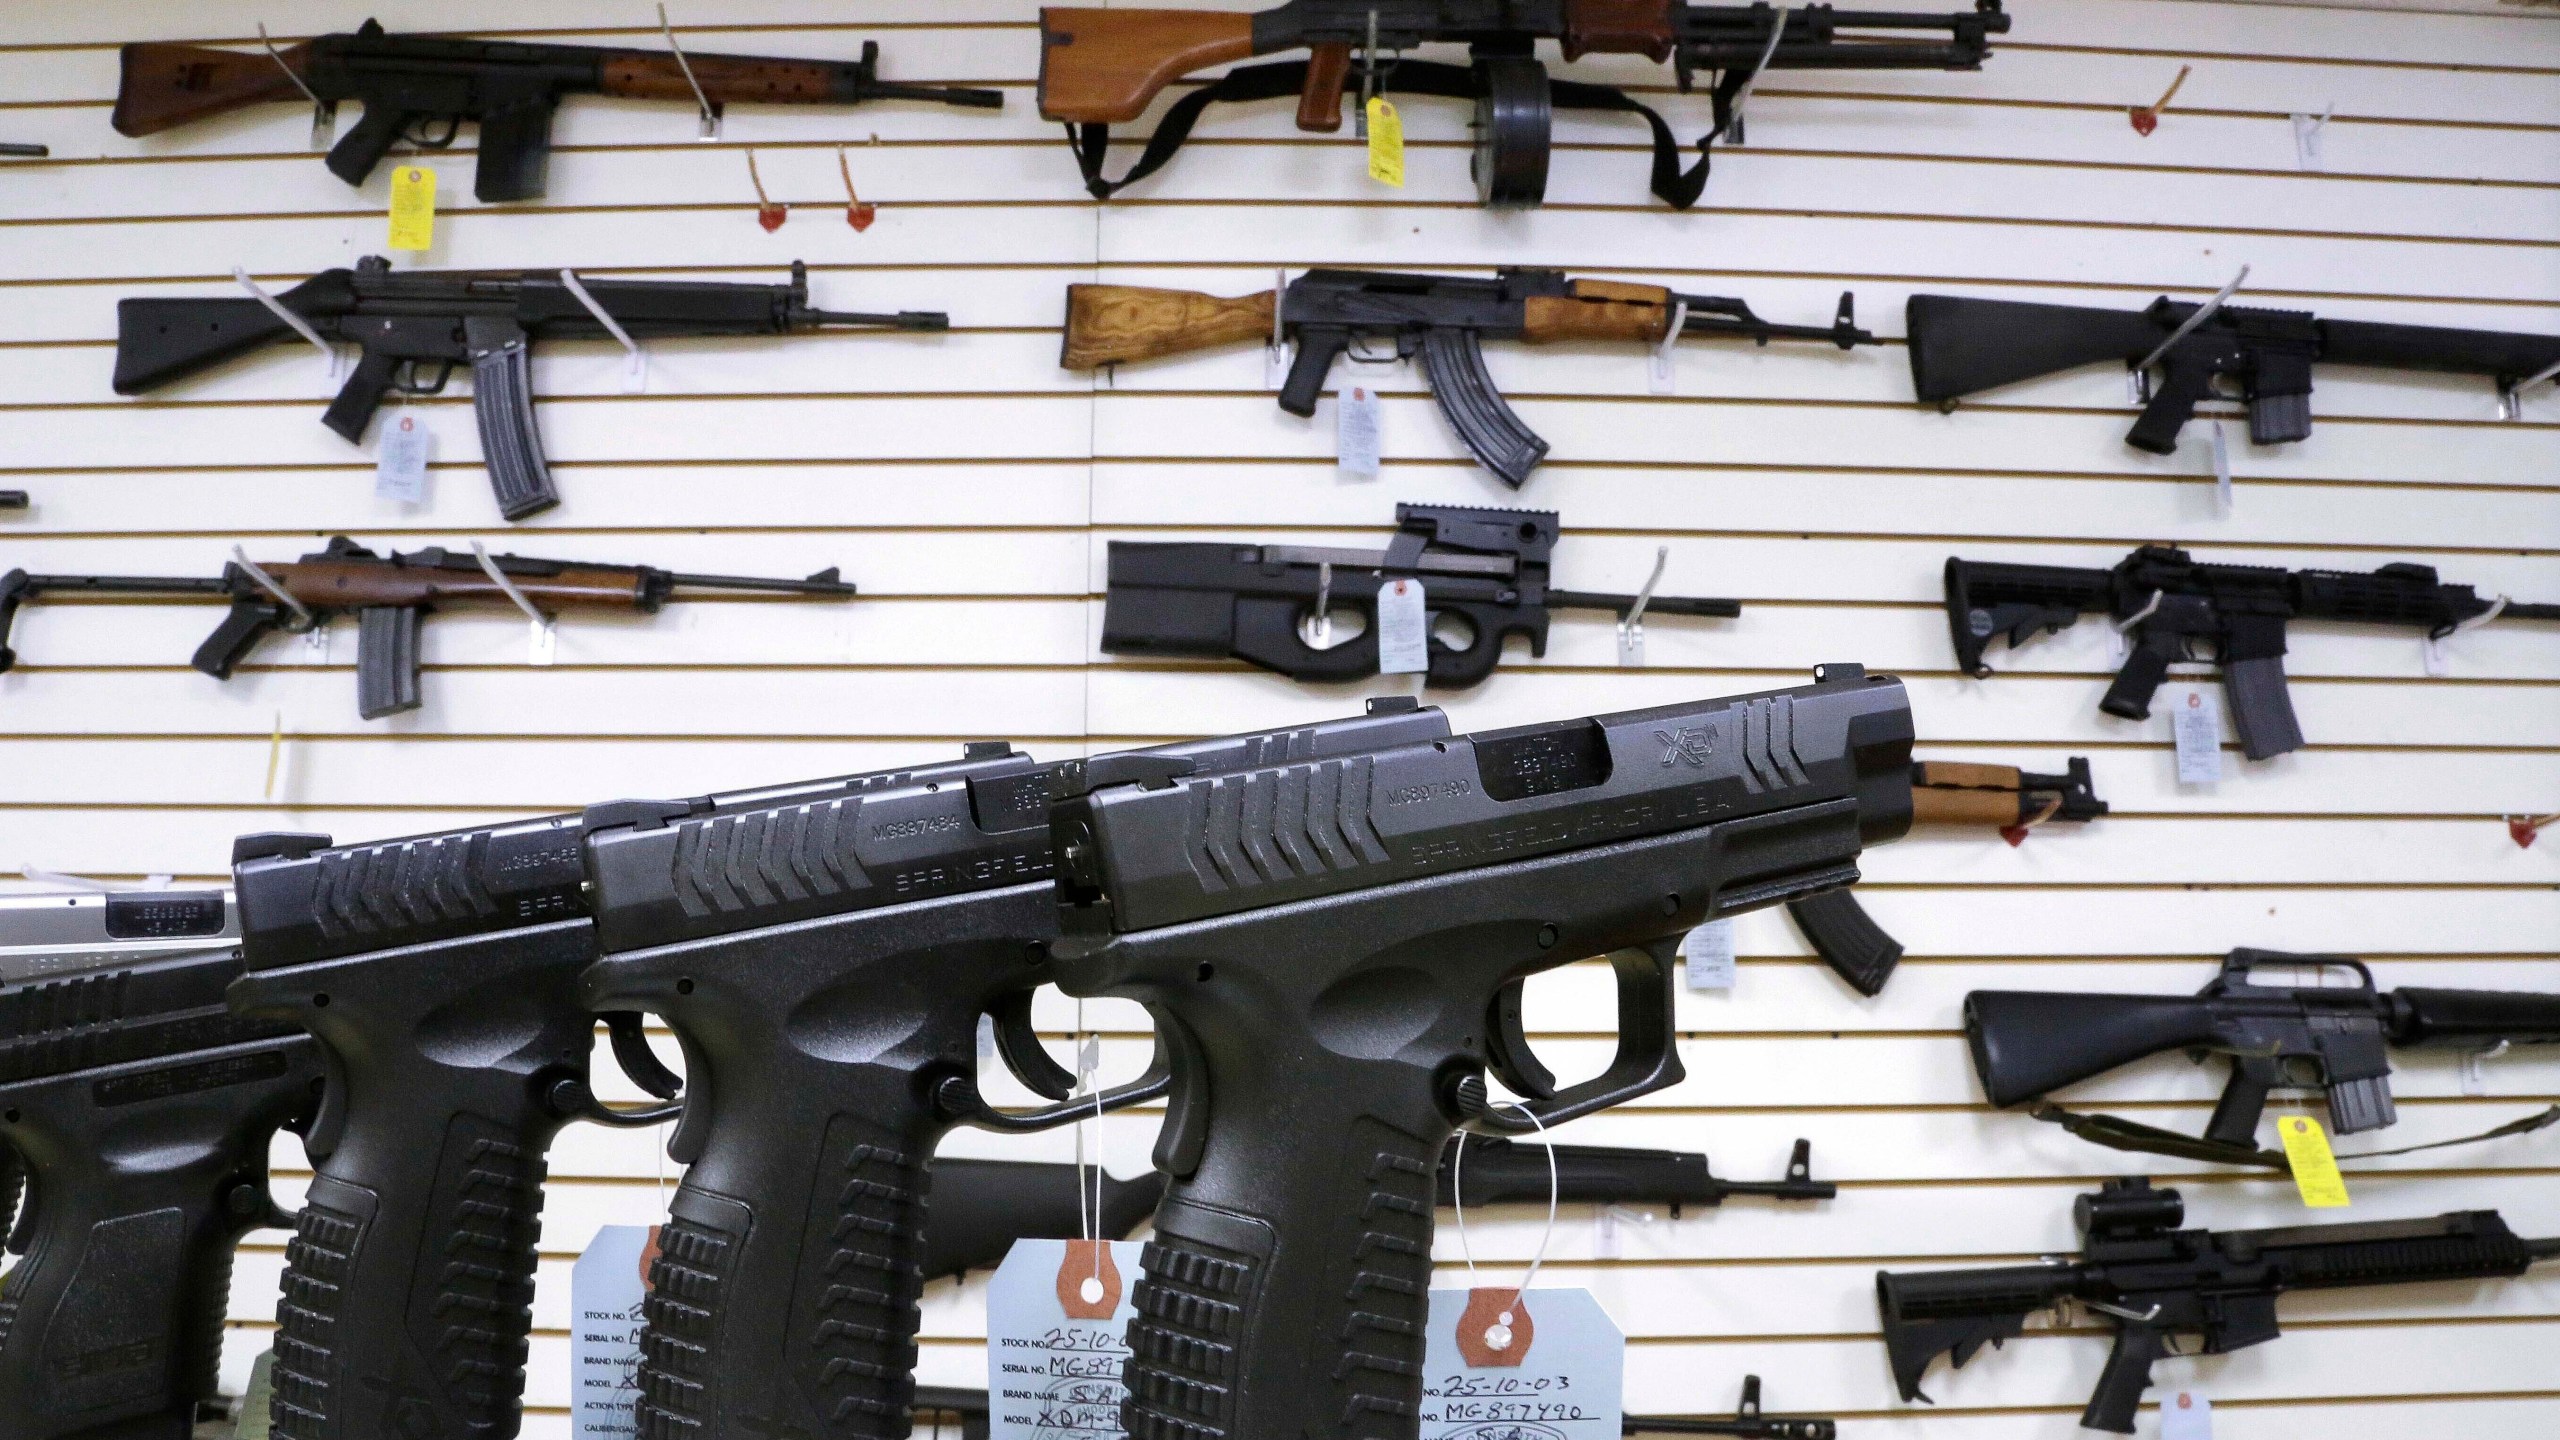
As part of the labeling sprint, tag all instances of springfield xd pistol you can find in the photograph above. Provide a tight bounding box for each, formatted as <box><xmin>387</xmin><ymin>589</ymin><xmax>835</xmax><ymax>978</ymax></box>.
<box><xmin>1064</xmin><ymin>268</ymin><xmax>1872</xmax><ymax>486</ymax></box>
<box><xmin>1966</xmin><ymin>948</ymin><xmax>2560</xmax><ymax>1167</ymax></box>
<box><xmin>227</xmin><ymin>819</ymin><xmax>687</xmax><ymax>1440</ymax></box>
<box><xmin>1103</xmin><ymin>503</ymin><xmax>1743</xmax><ymax>686</ymax></box>
<box><xmin>1879</xmin><ymin>1177</ymin><xmax>2560</xmax><ymax>1432</ymax></box>
<box><xmin>0</xmin><ymin>535</ymin><xmax>857</xmax><ymax>720</ymax></box>
<box><xmin>1784</xmin><ymin>757</ymin><xmax>2105</xmax><ymax>995</ymax></box>
<box><xmin>577</xmin><ymin>706</ymin><xmax>1453</xmax><ymax>1440</ymax></box>
<box><xmin>1946</xmin><ymin>545</ymin><xmax>2560</xmax><ymax>760</ymax></box>
<box><xmin>1906</xmin><ymin>292</ymin><xmax>2560</xmax><ymax>455</ymax></box>
<box><xmin>1037</xmin><ymin>1</ymin><xmax>2007</xmax><ymax>208</ymax></box>
<box><xmin>114</xmin><ymin>19</ymin><xmax>1000</xmax><ymax>201</ymax></box>
<box><xmin>1046</xmin><ymin>666</ymin><xmax>1913</xmax><ymax>1440</ymax></box>
<box><xmin>0</xmin><ymin>888</ymin><xmax>325</xmax><ymax>1440</ymax></box>
<box><xmin>114</xmin><ymin>257</ymin><xmax>945</xmax><ymax>518</ymax></box>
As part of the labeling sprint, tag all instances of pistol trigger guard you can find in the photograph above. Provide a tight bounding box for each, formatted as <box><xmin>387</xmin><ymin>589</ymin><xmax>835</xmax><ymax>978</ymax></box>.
<box><xmin>1482</xmin><ymin>979</ymin><xmax>1558</xmax><ymax>1102</ymax></box>
<box><xmin>946</xmin><ymin>1039</ymin><xmax>1174</xmax><ymax>1135</ymax></box>
<box><xmin>1474</xmin><ymin>938</ymin><xmax>1686</xmax><ymax>1134</ymax></box>
<box><xmin>603</xmin><ymin>1011</ymin><xmax>684</xmax><ymax>1101</ymax></box>
<box><xmin>991</xmin><ymin>990</ymin><xmax>1079</xmax><ymax>1101</ymax></box>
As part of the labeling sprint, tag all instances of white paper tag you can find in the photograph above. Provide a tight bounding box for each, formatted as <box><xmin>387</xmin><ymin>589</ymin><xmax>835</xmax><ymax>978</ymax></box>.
<box><xmin>2160</xmin><ymin>1389</ymin><xmax>2214</xmax><ymax>1440</ymax></box>
<box><xmin>374</xmin><ymin>413</ymin><xmax>432</xmax><ymax>503</ymax></box>
<box><xmin>529</xmin><ymin>618</ymin><xmax>558</xmax><ymax>667</ymax></box>
<box><xmin>237</xmin><ymin>1351</ymin><xmax>277</xmax><ymax>1440</ymax></box>
<box><xmin>570</xmin><ymin>1224</ymin><xmax>659</xmax><ymax>1440</ymax></box>
<box><xmin>2291</xmin><ymin>112</ymin><xmax>2326</xmax><ymax>170</ymax></box>
<box><xmin>1683</xmin><ymin>920</ymin><xmax>1737</xmax><ymax>991</ymax></box>
<box><xmin>2210</xmin><ymin>419</ymin><xmax>2234</xmax><ymax>514</ymax></box>
<box><xmin>986</xmin><ymin>1237</ymin><xmax>1146</xmax><ymax>1440</ymax></box>
<box><xmin>1338</xmin><ymin>383</ymin><xmax>1384</xmax><ymax>478</ymax></box>
<box><xmin>2173</xmin><ymin>688</ymin><xmax>2224</xmax><ymax>786</ymax></box>
<box><xmin>1377</xmin><ymin>578</ymin><xmax>1428</xmax><ymax>675</ymax></box>
<box><xmin>1421</xmin><ymin>1287</ymin><xmax>1623</xmax><ymax>1439</ymax></box>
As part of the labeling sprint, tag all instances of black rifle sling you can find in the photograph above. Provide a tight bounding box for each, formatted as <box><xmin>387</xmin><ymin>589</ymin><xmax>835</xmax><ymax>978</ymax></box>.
<box><xmin>2028</xmin><ymin>1101</ymin><xmax>2560</xmax><ymax>1173</ymax></box>
<box><xmin>1066</xmin><ymin>59</ymin><xmax>1720</xmax><ymax>207</ymax></box>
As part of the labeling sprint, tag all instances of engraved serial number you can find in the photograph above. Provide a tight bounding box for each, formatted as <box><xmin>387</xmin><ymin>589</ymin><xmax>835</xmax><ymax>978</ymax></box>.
<box><xmin>873</xmin><ymin>814</ymin><xmax>963</xmax><ymax>841</ymax></box>
<box><xmin>1384</xmin><ymin>778</ymin><xmax>1472</xmax><ymax>806</ymax></box>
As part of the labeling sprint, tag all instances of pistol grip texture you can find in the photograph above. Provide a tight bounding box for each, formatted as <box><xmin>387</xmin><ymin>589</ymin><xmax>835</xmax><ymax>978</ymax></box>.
<box><xmin>2097</xmin><ymin>641</ymin><xmax>2172</xmax><ymax>722</ymax></box>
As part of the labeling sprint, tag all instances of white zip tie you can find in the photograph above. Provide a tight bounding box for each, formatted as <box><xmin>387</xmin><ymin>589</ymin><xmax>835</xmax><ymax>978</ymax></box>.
<box><xmin>469</xmin><ymin>541</ymin><xmax>551</xmax><ymax>623</ymax></box>
<box><xmin>558</xmin><ymin>269</ymin><xmax>648</xmax><ymax>390</ymax></box>
<box><xmin>1266</xmin><ymin>268</ymin><xmax>1292</xmax><ymax>389</ymax></box>
<box><xmin>1720</xmin><ymin>7</ymin><xmax>1792</xmax><ymax>139</ymax></box>
<box><xmin>19</xmin><ymin>866</ymin><xmax>117</xmax><ymax>891</ymax></box>
<box><xmin>1649</xmin><ymin>298</ymin><xmax>1688</xmax><ymax>393</ymax></box>
<box><xmin>2454</xmin><ymin>594</ymin><xmax>2510</xmax><ymax>635</ymax></box>
<box><xmin>1450</xmin><ymin>1101</ymin><xmax>1560</xmax><ymax>1352</ymax></box>
<box><xmin>657</xmin><ymin>4</ymin><xmax>722</xmax><ymax>138</ymax></box>
<box><xmin>2137</xmin><ymin>265</ymin><xmax>2251</xmax><ymax>377</ymax></box>
<box><xmin>2113</xmin><ymin>588</ymin><xmax>2164</xmax><ymax>632</ymax></box>
<box><xmin>229</xmin><ymin>545</ymin><xmax>315</xmax><ymax>627</ymax></box>
<box><xmin>1619</xmin><ymin>545</ymin><xmax>1668</xmax><ymax>667</ymax></box>
<box><xmin>233</xmin><ymin>267</ymin><xmax>341</xmax><ymax>379</ymax></box>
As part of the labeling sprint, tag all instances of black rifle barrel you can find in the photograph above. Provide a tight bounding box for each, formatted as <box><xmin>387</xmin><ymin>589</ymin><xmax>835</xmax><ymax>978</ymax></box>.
<box><xmin>661</xmin><ymin>568</ymin><xmax>863</xmax><ymax>596</ymax></box>
<box><xmin>803</xmin><ymin>307</ymin><xmax>952</xmax><ymax>330</ymax></box>
<box><xmin>1547</xmin><ymin>588</ymin><xmax>1746</xmax><ymax>618</ymax></box>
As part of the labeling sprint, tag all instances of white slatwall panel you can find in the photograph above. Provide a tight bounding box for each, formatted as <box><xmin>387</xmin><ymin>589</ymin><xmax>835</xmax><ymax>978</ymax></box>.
<box><xmin>3</xmin><ymin>0</ymin><xmax>2557</xmax><ymax>1435</ymax></box>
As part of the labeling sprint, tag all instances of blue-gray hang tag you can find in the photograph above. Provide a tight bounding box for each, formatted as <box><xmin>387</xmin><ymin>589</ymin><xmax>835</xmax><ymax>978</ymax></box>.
<box><xmin>1421</xmin><ymin>1286</ymin><xmax>1624</xmax><ymax>1438</ymax></box>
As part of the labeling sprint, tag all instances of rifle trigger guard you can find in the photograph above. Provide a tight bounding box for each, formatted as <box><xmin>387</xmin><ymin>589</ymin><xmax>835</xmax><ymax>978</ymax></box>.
<box><xmin>402</xmin><ymin>114</ymin><xmax>464</xmax><ymax>150</ymax></box>
<box><xmin>1470</xmin><ymin>936</ymin><xmax>1686</xmax><ymax>1134</ymax></box>
<box><xmin>392</xmin><ymin>359</ymin><xmax>458</xmax><ymax>397</ymax></box>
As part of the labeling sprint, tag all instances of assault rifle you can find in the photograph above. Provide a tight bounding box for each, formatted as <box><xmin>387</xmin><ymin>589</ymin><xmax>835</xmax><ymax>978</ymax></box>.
<box><xmin>0</xmin><ymin>887</ymin><xmax>326</xmax><ymax>1440</ymax></box>
<box><xmin>1785</xmin><ymin>757</ymin><xmax>2104</xmax><ymax>994</ymax></box>
<box><xmin>1064</xmin><ymin>268</ymin><xmax>1873</xmax><ymax>486</ymax></box>
<box><xmin>115</xmin><ymin>257</ymin><xmax>945</xmax><ymax>519</ymax></box>
<box><xmin>1879</xmin><ymin>1177</ymin><xmax>2560</xmax><ymax>1432</ymax></box>
<box><xmin>114</xmin><ymin>19</ymin><xmax>1001</xmax><ymax>201</ymax></box>
<box><xmin>1102</xmin><ymin>503</ymin><xmax>1743</xmax><ymax>685</ymax></box>
<box><xmin>1946</xmin><ymin>545</ymin><xmax>2560</xmax><ymax>759</ymax></box>
<box><xmin>0</xmin><ymin>535</ymin><xmax>857</xmax><ymax>720</ymax></box>
<box><xmin>1906</xmin><ymin>292</ymin><xmax>2560</xmax><ymax>455</ymax></box>
<box><xmin>913</xmin><ymin>1377</ymin><xmax>1834</xmax><ymax>1439</ymax></box>
<box><xmin>1966</xmin><ymin>948</ymin><xmax>2560</xmax><ymax>1168</ymax></box>
<box><xmin>1046</xmin><ymin>667</ymin><xmax>1913</xmax><ymax>1440</ymax></box>
<box><xmin>1037</xmin><ymin>1</ymin><xmax>2009</xmax><ymax>208</ymax></box>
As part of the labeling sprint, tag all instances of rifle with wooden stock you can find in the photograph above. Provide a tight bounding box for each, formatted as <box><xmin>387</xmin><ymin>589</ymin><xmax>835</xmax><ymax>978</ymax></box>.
<box><xmin>115</xmin><ymin>18</ymin><xmax>1002</xmax><ymax>201</ymax></box>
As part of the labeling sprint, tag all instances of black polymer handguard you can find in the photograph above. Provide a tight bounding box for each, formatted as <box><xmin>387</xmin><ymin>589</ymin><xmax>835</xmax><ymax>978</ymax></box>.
<box><xmin>0</xmin><ymin>901</ymin><xmax>323</xmax><ymax>1440</ymax></box>
<box><xmin>229</xmin><ymin>817</ymin><xmax>669</xmax><ymax>1440</ymax></box>
<box><xmin>578</xmin><ymin>704</ymin><xmax>1454</xmax><ymax>1440</ymax></box>
<box><xmin>1048</xmin><ymin>667</ymin><xmax>1912</xmax><ymax>1440</ymax></box>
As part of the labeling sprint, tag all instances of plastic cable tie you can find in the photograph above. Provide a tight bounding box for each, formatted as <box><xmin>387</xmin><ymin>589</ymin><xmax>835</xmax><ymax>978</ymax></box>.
<box><xmin>2453</xmin><ymin>594</ymin><xmax>2510</xmax><ymax>635</ymax></box>
<box><xmin>2082</xmin><ymin>1297</ymin><xmax>2163</xmax><ymax>1324</ymax></box>
<box><xmin>1720</xmin><ymin>7</ymin><xmax>1793</xmax><ymax>137</ymax></box>
<box><xmin>558</xmin><ymin>269</ymin><xmax>647</xmax><ymax>390</ymax></box>
<box><xmin>2138</xmin><ymin>265</ymin><xmax>2251</xmax><ymax>376</ymax></box>
<box><xmin>19</xmin><ymin>866</ymin><xmax>117</xmax><ymax>891</ymax></box>
<box><xmin>1452</xmin><ymin>1100</ymin><xmax>1560</xmax><ymax>1349</ymax></box>
<box><xmin>233</xmin><ymin>267</ymin><xmax>340</xmax><ymax>378</ymax></box>
<box><xmin>469</xmin><ymin>541</ymin><xmax>552</xmax><ymax>624</ymax></box>
<box><xmin>2113</xmin><ymin>588</ymin><xmax>2164</xmax><ymax>632</ymax></box>
<box><xmin>657</xmin><ymin>4</ymin><xmax>721</xmax><ymax>138</ymax></box>
<box><xmin>229</xmin><ymin>545</ymin><xmax>314</xmax><ymax>627</ymax></box>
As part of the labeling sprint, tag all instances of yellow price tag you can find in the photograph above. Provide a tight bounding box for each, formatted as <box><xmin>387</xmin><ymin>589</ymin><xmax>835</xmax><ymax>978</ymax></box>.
<box><xmin>2279</xmin><ymin>1115</ymin><xmax>2350</xmax><ymax>1208</ymax></box>
<box><xmin>1366</xmin><ymin>96</ymin><xmax>1405</xmax><ymax>188</ymax></box>
<box><xmin>388</xmin><ymin>166</ymin><xmax>438</xmax><ymax>251</ymax></box>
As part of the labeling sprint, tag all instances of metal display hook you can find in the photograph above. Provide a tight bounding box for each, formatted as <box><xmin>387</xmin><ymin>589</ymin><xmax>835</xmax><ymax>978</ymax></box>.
<box><xmin>657</xmin><ymin>4</ymin><xmax>722</xmax><ymax>138</ymax></box>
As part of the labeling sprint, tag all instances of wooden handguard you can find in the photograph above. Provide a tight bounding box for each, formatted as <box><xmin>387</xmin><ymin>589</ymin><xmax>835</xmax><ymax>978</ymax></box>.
<box><xmin>268</xmin><ymin>560</ymin><xmax>650</xmax><ymax>610</ymax></box>
<box><xmin>1298</xmin><ymin>43</ymin><xmax>1352</xmax><ymax>132</ymax></box>
<box><xmin>1061</xmin><ymin>284</ymin><xmax>1277</xmax><ymax>369</ymax></box>
<box><xmin>1914</xmin><ymin>761</ymin><xmax>2026</xmax><ymax>791</ymax></box>
<box><xmin>1561</xmin><ymin>0</ymin><xmax>1682</xmax><ymax>62</ymax></box>
<box><xmin>601</xmin><ymin>52</ymin><xmax>841</xmax><ymax>103</ymax></box>
<box><xmin>1911</xmin><ymin>787</ymin><xmax>2028</xmax><ymax>826</ymax></box>
<box><xmin>1038</xmin><ymin>8</ymin><xmax>1255</xmax><ymax>124</ymax></box>
<box><xmin>113</xmin><ymin>40</ymin><xmax>315</xmax><ymax>137</ymax></box>
<box><xmin>1521</xmin><ymin>281</ymin><xmax>1678</xmax><ymax>345</ymax></box>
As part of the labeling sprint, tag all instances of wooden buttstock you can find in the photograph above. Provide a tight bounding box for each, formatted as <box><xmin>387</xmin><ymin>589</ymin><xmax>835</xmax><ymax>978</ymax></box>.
<box><xmin>1297</xmin><ymin>43</ymin><xmax>1350</xmax><ymax>132</ymax></box>
<box><xmin>1520</xmin><ymin>282</ymin><xmax>1676</xmax><ymax>345</ymax></box>
<box><xmin>113</xmin><ymin>40</ymin><xmax>315</xmax><ymax>138</ymax></box>
<box><xmin>1911</xmin><ymin>787</ymin><xmax>2028</xmax><ymax>827</ymax></box>
<box><xmin>1038</xmin><ymin>8</ymin><xmax>1255</xmax><ymax>124</ymax></box>
<box><xmin>1061</xmin><ymin>284</ymin><xmax>1276</xmax><ymax>370</ymax></box>
<box><xmin>600</xmin><ymin>52</ymin><xmax>841</xmax><ymax>105</ymax></box>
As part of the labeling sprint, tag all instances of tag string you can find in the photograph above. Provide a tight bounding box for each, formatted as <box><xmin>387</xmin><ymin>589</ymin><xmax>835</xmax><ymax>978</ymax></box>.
<box><xmin>1450</xmin><ymin>1101</ymin><xmax>1560</xmax><ymax>1344</ymax></box>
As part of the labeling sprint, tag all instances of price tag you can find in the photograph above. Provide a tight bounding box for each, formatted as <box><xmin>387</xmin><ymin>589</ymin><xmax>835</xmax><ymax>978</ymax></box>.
<box><xmin>986</xmin><ymin>1237</ymin><xmax>1145</xmax><ymax>1440</ymax></box>
<box><xmin>1366</xmin><ymin>97</ymin><xmax>1405</xmax><ymax>187</ymax></box>
<box><xmin>373</xmin><ymin>413</ymin><xmax>432</xmax><ymax>503</ymax></box>
<box><xmin>236</xmin><ymin>1351</ymin><xmax>277</xmax><ymax>1440</ymax></box>
<box><xmin>2210</xmin><ymin>418</ymin><xmax>2234</xmax><ymax>514</ymax></box>
<box><xmin>2291</xmin><ymin>110</ymin><xmax>2329</xmax><ymax>171</ymax></box>
<box><xmin>2279</xmin><ymin>1115</ymin><xmax>2351</xmax><ymax>1208</ymax></box>
<box><xmin>2161</xmin><ymin>1389</ymin><xmax>2214</xmax><ymax>1440</ymax></box>
<box><xmin>1683</xmin><ymin>920</ymin><xmax>1737</xmax><ymax>991</ymax></box>
<box><xmin>387</xmin><ymin>166</ymin><xmax>437</xmax><ymax>252</ymax></box>
<box><xmin>2172</xmin><ymin>689</ymin><xmax>2223</xmax><ymax>787</ymax></box>
<box><xmin>1339</xmin><ymin>383</ymin><xmax>1384</xmax><ymax>478</ymax></box>
<box><xmin>1421</xmin><ymin>1287</ymin><xmax>1622</xmax><ymax>1440</ymax></box>
<box><xmin>1377</xmin><ymin>578</ymin><xmax>1428</xmax><ymax>675</ymax></box>
<box><xmin>570</xmin><ymin>1224</ymin><xmax>661</xmax><ymax>1439</ymax></box>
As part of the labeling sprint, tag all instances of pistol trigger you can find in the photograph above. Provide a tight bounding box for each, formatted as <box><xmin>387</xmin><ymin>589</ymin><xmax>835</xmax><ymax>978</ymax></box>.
<box><xmin>992</xmin><ymin>990</ymin><xmax>1079</xmax><ymax>1101</ymax></box>
<box><xmin>300</xmin><ymin>1042</ymin><xmax>353</xmax><ymax>1162</ymax></box>
<box><xmin>604</xmin><ymin>1012</ymin><xmax>683</xmax><ymax>1101</ymax></box>
<box><xmin>1483</xmin><ymin>980</ymin><xmax>1558</xmax><ymax>1101</ymax></box>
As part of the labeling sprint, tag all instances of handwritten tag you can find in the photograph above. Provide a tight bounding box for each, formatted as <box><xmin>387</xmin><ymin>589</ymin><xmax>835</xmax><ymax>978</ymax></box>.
<box><xmin>2161</xmin><ymin>1390</ymin><xmax>2214</xmax><ymax>1440</ymax></box>
<box><xmin>236</xmin><ymin>1351</ymin><xmax>277</xmax><ymax>1439</ymax></box>
<box><xmin>1377</xmin><ymin>578</ymin><xmax>1428</xmax><ymax>675</ymax></box>
<box><xmin>374</xmin><ymin>413</ymin><xmax>432</xmax><ymax>503</ymax></box>
<box><xmin>2173</xmin><ymin>689</ymin><xmax>2223</xmax><ymax>787</ymax></box>
<box><xmin>570</xmin><ymin>1224</ymin><xmax>661</xmax><ymax>1439</ymax></box>
<box><xmin>2280</xmin><ymin>1115</ymin><xmax>2351</xmax><ymax>1208</ymax></box>
<box><xmin>1421</xmin><ymin>1287</ymin><xmax>1622</xmax><ymax>1440</ymax></box>
<box><xmin>1683</xmin><ymin>920</ymin><xmax>1737</xmax><ymax>991</ymax></box>
<box><xmin>387</xmin><ymin>166</ymin><xmax>437</xmax><ymax>251</ymax></box>
<box><xmin>1339</xmin><ymin>383</ymin><xmax>1384</xmax><ymax>478</ymax></box>
<box><xmin>987</xmin><ymin>1237</ymin><xmax>1145</xmax><ymax>1440</ymax></box>
<box><xmin>1366</xmin><ymin>97</ymin><xmax>1405</xmax><ymax>187</ymax></box>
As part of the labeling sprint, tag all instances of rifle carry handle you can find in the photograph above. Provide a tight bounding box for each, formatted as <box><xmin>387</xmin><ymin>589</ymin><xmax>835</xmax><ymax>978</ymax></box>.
<box><xmin>1060</xmin><ymin>284</ymin><xmax>1276</xmax><ymax>370</ymax></box>
<box><xmin>114</xmin><ymin>40</ymin><xmax>316</xmax><ymax>136</ymax></box>
<box><xmin>1037</xmin><ymin>8</ymin><xmax>1255</xmax><ymax>124</ymax></box>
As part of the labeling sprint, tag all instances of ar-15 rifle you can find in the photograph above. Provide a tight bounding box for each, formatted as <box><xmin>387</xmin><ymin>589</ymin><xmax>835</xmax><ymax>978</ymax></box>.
<box><xmin>1906</xmin><ymin>291</ymin><xmax>2560</xmax><ymax>455</ymax></box>
<box><xmin>923</xmin><ymin>1135</ymin><xmax>1832</xmax><ymax>1279</ymax></box>
<box><xmin>911</xmin><ymin>1376</ymin><xmax>1833</xmax><ymax>1440</ymax></box>
<box><xmin>1965</xmin><ymin>948</ymin><xmax>2560</xmax><ymax>1168</ymax></box>
<box><xmin>1103</xmin><ymin>503</ymin><xmax>1743</xmax><ymax>686</ymax></box>
<box><xmin>0</xmin><ymin>535</ymin><xmax>856</xmax><ymax>720</ymax></box>
<box><xmin>114</xmin><ymin>18</ymin><xmax>1001</xmax><ymax>201</ymax></box>
<box><xmin>1046</xmin><ymin>666</ymin><xmax>1913</xmax><ymax>1440</ymax></box>
<box><xmin>0</xmin><ymin>887</ymin><xmax>327</xmax><ymax>1440</ymax></box>
<box><xmin>1880</xmin><ymin>1177</ymin><xmax>2560</xmax><ymax>1432</ymax></box>
<box><xmin>1064</xmin><ymin>268</ymin><xmax>1873</xmax><ymax>486</ymax></box>
<box><xmin>1785</xmin><ymin>757</ymin><xmax>2105</xmax><ymax>995</ymax></box>
<box><xmin>1037</xmin><ymin>1</ymin><xmax>2008</xmax><ymax>208</ymax></box>
<box><xmin>1946</xmin><ymin>545</ymin><xmax>2560</xmax><ymax>760</ymax></box>
<box><xmin>114</xmin><ymin>256</ymin><xmax>946</xmax><ymax>519</ymax></box>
